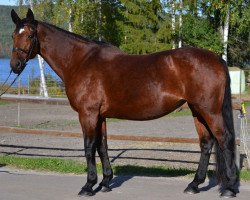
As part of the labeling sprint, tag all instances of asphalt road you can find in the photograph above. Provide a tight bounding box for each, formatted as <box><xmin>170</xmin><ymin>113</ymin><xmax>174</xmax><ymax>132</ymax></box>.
<box><xmin>0</xmin><ymin>167</ymin><xmax>250</xmax><ymax>200</ymax></box>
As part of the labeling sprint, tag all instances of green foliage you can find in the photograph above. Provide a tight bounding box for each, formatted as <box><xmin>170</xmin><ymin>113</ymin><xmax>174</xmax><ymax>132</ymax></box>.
<box><xmin>181</xmin><ymin>14</ymin><xmax>223</xmax><ymax>53</ymax></box>
<box><xmin>0</xmin><ymin>0</ymin><xmax>249</xmax><ymax>66</ymax></box>
<box><xmin>202</xmin><ymin>0</ymin><xmax>250</xmax><ymax>66</ymax></box>
<box><xmin>52</xmin><ymin>0</ymin><xmax>122</xmax><ymax>46</ymax></box>
<box><xmin>30</xmin><ymin>74</ymin><xmax>65</xmax><ymax>96</ymax></box>
<box><xmin>227</xmin><ymin>1</ymin><xmax>250</xmax><ymax>67</ymax></box>
<box><xmin>119</xmin><ymin>0</ymin><xmax>172</xmax><ymax>54</ymax></box>
<box><xmin>0</xmin><ymin>6</ymin><xmax>17</xmax><ymax>58</ymax></box>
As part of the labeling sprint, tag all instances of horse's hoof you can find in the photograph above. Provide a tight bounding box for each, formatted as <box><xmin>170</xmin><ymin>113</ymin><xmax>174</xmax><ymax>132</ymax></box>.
<box><xmin>220</xmin><ymin>189</ymin><xmax>236</xmax><ymax>198</ymax></box>
<box><xmin>78</xmin><ymin>187</ymin><xmax>94</xmax><ymax>197</ymax></box>
<box><xmin>184</xmin><ymin>186</ymin><xmax>199</xmax><ymax>194</ymax></box>
<box><xmin>101</xmin><ymin>186</ymin><xmax>112</xmax><ymax>192</ymax></box>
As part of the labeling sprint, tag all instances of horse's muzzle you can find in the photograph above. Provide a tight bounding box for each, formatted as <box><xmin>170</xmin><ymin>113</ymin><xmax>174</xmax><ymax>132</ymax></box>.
<box><xmin>10</xmin><ymin>59</ymin><xmax>26</xmax><ymax>74</ymax></box>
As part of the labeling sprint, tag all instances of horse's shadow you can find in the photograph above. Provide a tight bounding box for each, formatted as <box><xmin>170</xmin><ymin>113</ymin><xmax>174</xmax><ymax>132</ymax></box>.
<box><xmin>94</xmin><ymin>176</ymin><xmax>133</xmax><ymax>193</ymax></box>
<box><xmin>198</xmin><ymin>176</ymin><xmax>240</xmax><ymax>194</ymax></box>
<box><xmin>199</xmin><ymin>177</ymin><xmax>218</xmax><ymax>192</ymax></box>
<box><xmin>110</xmin><ymin>176</ymin><xmax>133</xmax><ymax>189</ymax></box>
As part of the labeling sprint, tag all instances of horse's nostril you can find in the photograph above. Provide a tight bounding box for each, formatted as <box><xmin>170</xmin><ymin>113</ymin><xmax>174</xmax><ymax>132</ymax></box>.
<box><xmin>16</xmin><ymin>60</ymin><xmax>21</xmax><ymax>67</ymax></box>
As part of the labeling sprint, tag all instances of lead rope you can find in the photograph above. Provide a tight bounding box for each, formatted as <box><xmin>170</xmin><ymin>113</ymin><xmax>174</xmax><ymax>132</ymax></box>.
<box><xmin>0</xmin><ymin>70</ymin><xmax>22</xmax><ymax>97</ymax></box>
<box><xmin>240</xmin><ymin>102</ymin><xmax>250</xmax><ymax>169</ymax></box>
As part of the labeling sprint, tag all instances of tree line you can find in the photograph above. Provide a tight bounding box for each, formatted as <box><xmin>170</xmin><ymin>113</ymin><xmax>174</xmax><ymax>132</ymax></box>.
<box><xmin>2</xmin><ymin>0</ymin><xmax>250</xmax><ymax>67</ymax></box>
<box><xmin>0</xmin><ymin>5</ymin><xmax>17</xmax><ymax>58</ymax></box>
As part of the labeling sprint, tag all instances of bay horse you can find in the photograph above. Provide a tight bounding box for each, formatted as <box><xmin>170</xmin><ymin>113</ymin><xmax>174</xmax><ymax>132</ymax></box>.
<box><xmin>10</xmin><ymin>9</ymin><xmax>238</xmax><ymax>198</ymax></box>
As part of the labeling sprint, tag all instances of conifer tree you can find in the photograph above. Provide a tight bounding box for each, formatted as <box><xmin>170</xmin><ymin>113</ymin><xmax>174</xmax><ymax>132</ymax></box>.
<box><xmin>119</xmin><ymin>0</ymin><xmax>171</xmax><ymax>54</ymax></box>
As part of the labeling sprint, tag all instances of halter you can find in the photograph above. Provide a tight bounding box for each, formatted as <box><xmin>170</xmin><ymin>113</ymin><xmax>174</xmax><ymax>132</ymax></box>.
<box><xmin>0</xmin><ymin>24</ymin><xmax>37</xmax><ymax>97</ymax></box>
<box><xmin>12</xmin><ymin>26</ymin><xmax>38</xmax><ymax>66</ymax></box>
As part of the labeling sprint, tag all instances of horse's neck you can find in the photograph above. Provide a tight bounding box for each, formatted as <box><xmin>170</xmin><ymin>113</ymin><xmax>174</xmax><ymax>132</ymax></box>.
<box><xmin>37</xmin><ymin>22</ymin><xmax>94</xmax><ymax>82</ymax></box>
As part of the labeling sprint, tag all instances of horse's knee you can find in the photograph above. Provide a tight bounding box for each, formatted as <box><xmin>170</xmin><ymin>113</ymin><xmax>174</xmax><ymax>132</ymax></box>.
<box><xmin>85</xmin><ymin>147</ymin><xmax>94</xmax><ymax>158</ymax></box>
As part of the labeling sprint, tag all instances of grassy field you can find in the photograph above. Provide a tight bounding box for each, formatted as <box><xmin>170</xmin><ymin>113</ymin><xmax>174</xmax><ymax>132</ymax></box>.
<box><xmin>0</xmin><ymin>155</ymin><xmax>249</xmax><ymax>180</ymax></box>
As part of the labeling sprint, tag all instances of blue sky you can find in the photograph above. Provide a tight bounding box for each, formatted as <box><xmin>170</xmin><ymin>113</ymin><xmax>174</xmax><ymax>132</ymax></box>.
<box><xmin>0</xmin><ymin>0</ymin><xmax>16</xmax><ymax>6</ymax></box>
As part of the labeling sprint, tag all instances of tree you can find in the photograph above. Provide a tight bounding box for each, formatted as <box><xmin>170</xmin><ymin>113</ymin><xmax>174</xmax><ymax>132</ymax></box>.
<box><xmin>227</xmin><ymin>0</ymin><xmax>250</xmax><ymax>67</ymax></box>
<box><xmin>170</xmin><ymin>0</ymin><xmax>176</xmax><ymax>49</ymax></box>
<box><xmin>203</xmin><ymin>0</ymin><xmax>250</xmax><ymax>66</ymax></box>
<box><xmin>29</xmin><ymin>0</ymin><xmax>49</xmax><ymax>97</ymax></box>
<box><xmin>178</xmin><ymin>0</ymin><xmax>183</xmax><ymax>48</ymax></box>
<box><xmin>181</xmin><ymin>14</ymin><xmax>223</xmax><ymax>53</ymax></box>
<box><xmin>12</xmin><ymin>0</ymin><xmax>249</xmax><ymax>67</ymax></box>
<box><xmin>119</xmin><ymin>0</ymin><xmax>171</xmax><ymax>54</ymax></box>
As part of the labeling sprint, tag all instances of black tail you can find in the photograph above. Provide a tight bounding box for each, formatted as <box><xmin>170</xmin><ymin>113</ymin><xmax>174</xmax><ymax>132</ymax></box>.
<box><xmin>215</xmin><ymin>59</ymin><xmax>237</xmax><ymax>185</ymax></box>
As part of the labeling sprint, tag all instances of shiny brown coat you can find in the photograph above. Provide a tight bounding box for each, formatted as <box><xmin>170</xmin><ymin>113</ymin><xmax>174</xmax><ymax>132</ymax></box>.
<box><xmin>10</xmin><ymin>9</ymin><xmax>238</xmax><ymax>198</ymax></box>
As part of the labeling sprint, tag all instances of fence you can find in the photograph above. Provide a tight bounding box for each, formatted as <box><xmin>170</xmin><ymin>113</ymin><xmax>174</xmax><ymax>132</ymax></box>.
<box><xmin>0</xmin><ymin>95</ymin><xmax>249</xmax><ymax>169</ymax></box>
<box><xmin>0</xmin><ymin>75</ymin><xmax>66</xmax><ymax>97</ymax></box>
<box><xmin>0</xmin><ymin>58</ymin><xmax>66</xmax><ymax>97</ymax></box>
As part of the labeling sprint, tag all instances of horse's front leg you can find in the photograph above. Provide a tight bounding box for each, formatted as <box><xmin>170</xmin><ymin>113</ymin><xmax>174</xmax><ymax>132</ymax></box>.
<box><xmin>78</xmin><ymin>111</ymin><xmax>99</xmax><ymax>197</ymax></box>
<box><xmin>96</xmin><ymin>118</ymin><xmax>113</xmax><ymax>192</ymax></box>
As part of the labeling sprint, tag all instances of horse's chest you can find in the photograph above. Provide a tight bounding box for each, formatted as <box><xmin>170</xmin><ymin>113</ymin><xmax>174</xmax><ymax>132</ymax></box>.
<box><xmin>65</xmin><ymin>81</ymin><xmax>103</xmax><ymax>112</ymax></box>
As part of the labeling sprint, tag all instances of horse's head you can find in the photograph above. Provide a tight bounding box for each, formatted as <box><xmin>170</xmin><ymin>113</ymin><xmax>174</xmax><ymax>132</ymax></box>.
<box><xmin>10</xmin><ymin>9</ymin><xmax>39</xmax><ymax>74</ymax></box>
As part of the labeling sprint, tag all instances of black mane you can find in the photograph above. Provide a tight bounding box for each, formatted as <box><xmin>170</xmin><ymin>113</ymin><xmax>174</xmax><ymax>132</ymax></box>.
<box><xmin>39</xmin><ymin>21</ymin><xmax>110</xmax><ymax>46</ymax></box>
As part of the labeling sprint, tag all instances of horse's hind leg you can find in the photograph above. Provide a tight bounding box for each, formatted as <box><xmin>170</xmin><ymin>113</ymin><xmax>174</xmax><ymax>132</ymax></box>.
<box><xmin>188</xmin><ymin>106</ymin><xmax>237</xmax><ymax>197</ymax></box>
<box><xmin>205</xmin><ymin>113</ymin><xmax>238</xmax><ymax>197</ymax></box>
<box><xmin>96</xmin><ymin>118</ymin><xmax>113</xmax><ymax>192</ymax></box>
<box><xmin>184</xmin><ymin>109</ymin><xmax>214</xmax><ymax>194</ymax></box>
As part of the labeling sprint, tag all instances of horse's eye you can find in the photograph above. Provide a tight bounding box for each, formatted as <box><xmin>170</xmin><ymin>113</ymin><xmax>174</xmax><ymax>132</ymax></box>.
<box><xmin>28</xmin><ymin>35</ymin><xmax>33</xmax><ymax>39</ymax></box>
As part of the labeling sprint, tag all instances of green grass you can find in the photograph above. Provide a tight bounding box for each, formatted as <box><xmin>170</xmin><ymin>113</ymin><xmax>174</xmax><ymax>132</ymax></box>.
<box><xmin>168</xmin><ymin>109</ymin><xmax>192</xmax><ymax>117</ymax></box>
<box><xmin>0</xmin><ymin>100</ymin><xmax>11</xmax><ymax>106</ymax></box>
<box><xmin>1</xmin><ymin>155</ymin><xmax>249</xmax><ymax>180</ymax></box>
<box><xmin>17</xmin><ymin>118</ymin><xmax>122</xmax><ymax>129</ymax></box>
<box><xmin>18</xmin><ymin>120</ymin><xmax>80</xmax><ymax>129</ymax></box>
<box><xmin>240</xmin><ymin>169</ymin><xmax>250</xmax><ymax>180</ymax></box>
<box><xmin>107</xmin><ymin>118</ymin><xmax>121</xmax><ymax>123</ymax></box>
<box><xmin>0</xmin><ymin>155</ymin><xmax>196</xmax><ymax>177</ymax></box>
<box><xmin>0</xmin><ymin>156</ymin><xmax>88</xmax><ymax>174</ymax></box>
<box><xmin>244</xmin><ymin>101</ymin><xmax>250</xmax><ymax>107</ymax></box>
<box><xmin>107</xmin><ymin>110</ymin><xmax>193</xmax><ymax>122</ymax></box>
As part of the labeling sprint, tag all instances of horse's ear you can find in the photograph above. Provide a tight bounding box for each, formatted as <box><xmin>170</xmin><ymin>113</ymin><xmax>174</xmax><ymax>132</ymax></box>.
<box><xmin>26</xmin><ymin>8</ymin><xmax>34</xmax><ymax>22</ymax></box>
<box><xmin>11</xmin><ymin>9</ymin><xmax>21</xmax><ymax>25</ymax></box>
